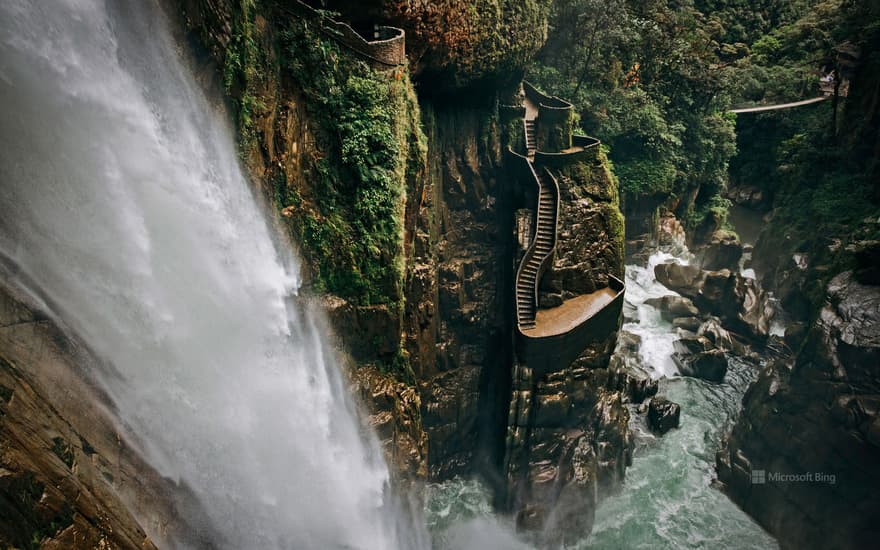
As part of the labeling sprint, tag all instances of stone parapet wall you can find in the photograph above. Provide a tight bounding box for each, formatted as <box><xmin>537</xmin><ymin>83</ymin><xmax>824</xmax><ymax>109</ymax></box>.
<box><xmin>516</xmin><ymin>276</ymin><xmax>625</xmax><ymax>376</ymax></box>
<box><xmin>285</xmin><ymin>1</ymin><xmax>406</xmax><ymax>68</ymax></box>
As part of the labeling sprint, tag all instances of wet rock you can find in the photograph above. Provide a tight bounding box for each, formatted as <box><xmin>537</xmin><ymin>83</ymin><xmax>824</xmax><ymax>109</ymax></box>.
<box><xmin>673</xmin><ymin>316</ymin><xmax>702</xmax><ymax>331</ymax></box>
<box><xmin>0</xmin><ymin>288</ymin><xmax>173</xmax><ymax>549</ymax></box>
<box><xmin>533</xmin><ymin>392</ymin><xmax>572</xmax><ymax>427</ymax></box>
<box><xmin>717</xmin><ymin>271</ymin><xmax>880</xmax><ymax>549</ymax></box>
<box><xmin>673</xmin><ymin>335</ymin><xmax>714</xmax><ymax>355</ymax></box>
<box><xmin>323</xmin><ymin>296</ymin><xmax>399</xmax><ymax>362</ymax></box>
<box><xmin>352</xmin><ymin>365</ymin><xmax>428</xmax><ymax>479</ymax></box>
<box><xmin>654</xmin><ymin>263</ymin><xmax>705</xmax><ymax>295</ymax></box>
<box><xmin>647</xmin><ymin>397</ymin><xmax>681</xmax><ymax>434</ymax></box>
<box><xmin>674</xmin><ymin>346</ymin><xmax>728</xmax><ymax>382</ymax></box>
<box><xmin>695</xmin><ymin>230</ymin><xmax>743</xmax><ymax>271</ymax></box>
<box><xmin>644</xmin><ymin>295</ymin><xmax>700</xmax><ymax>321</ymax></box>
<box><xmin>656</xmin><ymin>213</ymin><xmax>688</xmax><ymax>256</ymax></box>
<box><xmin>618</xmin><ymin>330</ymin><xmax>641</xmax><ymax>352</ymax></box>
<box><xmin>655</xmin><ymin>263</ymin><xmax>772</xmax><ymax>342</ymax></box>
<box><xmin>698</xmin><ymin>317</ymin><xmax>747</xmax><ymax>355</ymax></box>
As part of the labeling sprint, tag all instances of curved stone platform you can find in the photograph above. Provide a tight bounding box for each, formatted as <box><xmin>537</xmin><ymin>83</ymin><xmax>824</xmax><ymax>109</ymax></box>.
<box><xmin>516</xmin><ymin>276</ymin><xmax>625</xmax><ymax>376</ymax></box>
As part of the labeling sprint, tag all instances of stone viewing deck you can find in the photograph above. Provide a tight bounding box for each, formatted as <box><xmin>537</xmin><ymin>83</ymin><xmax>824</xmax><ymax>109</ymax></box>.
<box><xmin>530</xmin><ymin>286</ymin><xmax>619</xmax><ymax>337</ymax></box>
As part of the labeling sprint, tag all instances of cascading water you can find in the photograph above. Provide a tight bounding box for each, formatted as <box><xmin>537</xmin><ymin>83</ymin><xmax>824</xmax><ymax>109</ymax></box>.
<box><xmin>0</xmin><ymin>1</ymin><xmax>421</xmax><ymax>548</ymax></box>
<box><xmin>583</xmin><ymin>247</ymin><xmax>778</xmax><ymax>549</ymax></box>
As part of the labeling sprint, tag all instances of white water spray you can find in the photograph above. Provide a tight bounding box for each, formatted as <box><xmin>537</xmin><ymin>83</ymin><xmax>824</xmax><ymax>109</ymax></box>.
<box><xmin>0</xmin><ymin>1</ymin><xmax>417</xmax><ymax>548</ymax></box>
<box><xmin>621</xmin><ymin>251</ymin><xmax>691</xmax><ymax>379</ymax></box>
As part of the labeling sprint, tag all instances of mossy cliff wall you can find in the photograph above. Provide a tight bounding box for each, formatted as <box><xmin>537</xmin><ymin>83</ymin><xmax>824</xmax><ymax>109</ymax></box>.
<box><xmin>175</xmin><ymin>0</ymin><xmax>630</xmax><ymax>538</ymax></box>
<box><xmin>321</xmin><ymin>0</ymin><xmax>552</xmax><ymax>91</ymax></box>
<box><xmin>177</xmin><ymin>0</ymin><xmax>431</xmax><ymax>479</ymax></box>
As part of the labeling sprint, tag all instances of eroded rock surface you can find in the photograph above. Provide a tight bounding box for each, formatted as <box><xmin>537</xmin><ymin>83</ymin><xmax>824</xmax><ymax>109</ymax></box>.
<box><xmin>647</xmin><ymin>397</ymin><xmax>681</xmax><ymax>434</ymax></box>
<box><xmin>717</xmin><ymin>271</ymin><xmax>880</xmax><ymax>549</ymax></box>
<box><xmin>655</xmin><ymin>263</ymin><xmax>773</xmax><ymax>340</ymax></box>
<box><xmin>0</xmin><ymin>284</ymin><xmax>192</xmax><ymax>548</ymax></box>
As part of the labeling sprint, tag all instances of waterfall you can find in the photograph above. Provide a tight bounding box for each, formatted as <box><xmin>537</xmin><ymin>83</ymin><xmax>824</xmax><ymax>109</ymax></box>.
<box><xmin>0</xmin><ymin>1</ymin><xmax>419</xmax><ymax>548</ymax></box>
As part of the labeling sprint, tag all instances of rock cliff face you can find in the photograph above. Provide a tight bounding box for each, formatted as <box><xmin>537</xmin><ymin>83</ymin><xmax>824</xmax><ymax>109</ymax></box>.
<box><xmin>172</xmin><ymin>0</ymin><xmax>631</xmax><ymax>538</ymax></box>
<box><xmin>0</xmin><ymin>0</ymin><xmax>629</xmax><ymax>543</ymax></box>
<box><xmin>716</xmin><ymin>271</ymin><xmax>880</xmax><ymax>549</ymax></box>
<box><xmin>407</xmin><ymin>100</ymin><xmax>516</xmax><ymax>479</ymax></box>
<box><xmin>0</xmin><ymin>281</ymin><xmax>205</xmax><ymax>548</ymax></box>
<box><xmin>504</xmin><ymin>149</ymin><xmax>629</xmax><ymax>543</ymax></box>
<box><xmin>321</xmin><ymin>0</ymin><xmax>551</xmax><ymax>91</ymax></box>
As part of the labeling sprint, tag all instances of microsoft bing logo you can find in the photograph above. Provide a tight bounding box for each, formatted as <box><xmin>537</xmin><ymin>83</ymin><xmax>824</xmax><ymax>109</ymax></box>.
<box><xmin>751</xmin><ymin>469</ymin><xmax>766</xmax><ymax>484</ymax></box>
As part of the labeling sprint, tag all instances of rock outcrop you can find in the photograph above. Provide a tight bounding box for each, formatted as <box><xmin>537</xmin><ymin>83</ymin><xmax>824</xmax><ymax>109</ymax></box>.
<box><xmin>0</xmin><ymin>283</ymin><xmax>200</xmax><ymax>548</ymax></box>
<box><xmin>647</xmin><ymin>397</ymin><xmax>681</xmax><ymax>434</ymax></box>
<box><xmin>321</xmin><ymin>0</ymin><xmax>551</xmax><ymax>90</ymax></box>
<box><xmin>673</xmin><ymin>342</ymin><xmax>728</xmax><ymax>382</ymax></box>
<box><xmin>174</xmin><ymin>2</ymin><xmax>629</xmax><ymax>543</ymax></box>
<box><xmin>694</xmin><ymin>229</ymin><xmax>743</xmax><ymax>271</ymax></box>
<box><xmin>501</xmin><ymin>85</ymin><xmax>628</xmax><ymax>543</ymax></box>
<box><xmin>655</xmin><ymin>263</ymin><xmax>773</xmax><ymax>341</ymax></box>
<box><xmin>717</xmin><ymin>271</ymin><xmax>880</xmax><ymax>549</ymax></box>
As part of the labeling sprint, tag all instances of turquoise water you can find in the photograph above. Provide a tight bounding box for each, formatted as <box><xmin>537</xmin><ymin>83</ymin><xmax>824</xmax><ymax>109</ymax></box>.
<box><xmin>425</xmin><ymin>479</ymin><xmax>530</xmax><ymax>550</ymax></box>
<box><xmin>425</xmin><ymin>255</ymin><xmax>778</xmax><ymax>549</ymax></box>
<box><xmin>582</xmin><ymin>358</ymin><xmax>777</xmax><ymax>549</ymax></box>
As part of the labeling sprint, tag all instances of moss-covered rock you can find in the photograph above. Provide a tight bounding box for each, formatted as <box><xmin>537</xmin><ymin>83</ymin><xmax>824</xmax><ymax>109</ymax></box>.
<box><xmin>324</xmin><ymin>0</ymin><xmax>552</xmax><ymax>90</ymax></box>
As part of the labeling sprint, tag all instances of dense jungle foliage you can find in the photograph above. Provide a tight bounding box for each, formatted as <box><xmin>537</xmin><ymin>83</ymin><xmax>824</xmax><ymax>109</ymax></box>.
<box><xmin>529</xmin><ymin>0</ymin><xmax>878</xmax><ymax>238</ymax></box>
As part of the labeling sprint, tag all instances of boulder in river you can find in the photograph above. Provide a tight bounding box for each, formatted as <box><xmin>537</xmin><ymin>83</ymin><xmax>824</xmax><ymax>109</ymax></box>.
<box><xmin>672</xmin><ymin>316</ymin><xmax>702</xmax><ymax>331</ymax></box>
<box><xmin>654</xmin><ymin>263</ymin><xmax>705</xmax><ymax>298</ymax></box>
<box><xmin>673</xmin><ymin>337</ymin><xmax>728</xmax><ymax>382</ymax></box>
<box><xmin>697</xmin><ymin>317</ymin><xmax>747</xmax><ymax>355</ymax></box>
<box><xmin>647</xmin><ymin>397</ymin><xmax>681</xmax><ymax>434</ymax></box>
<box><xmin>655</xmin><ymin>262</ymin><xmax>773</xmax><ymax>342</ymax></box>
<box><xmin>644</xmin><ymin>295</ymin><xmax>700</xmax><ymax>321</ymax></box>
<box><xmin>695</xmin><ymin>230</ymin><xmax>743</xmax><ymax>271</ymax></box>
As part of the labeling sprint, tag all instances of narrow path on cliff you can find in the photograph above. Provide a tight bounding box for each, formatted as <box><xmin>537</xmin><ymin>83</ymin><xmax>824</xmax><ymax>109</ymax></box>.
<box><xmin>729</xmin><ymin>95</ymin><xmax>828</xmax><ymax>113</ymax></box>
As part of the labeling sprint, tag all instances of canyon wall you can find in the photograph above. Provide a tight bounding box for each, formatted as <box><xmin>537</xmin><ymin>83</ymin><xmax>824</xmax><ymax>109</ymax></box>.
<box><xmin>0</xmin><ymin>0</ymin><xmax>631</xmax><ymax>543</ymax></box>
<box><xmin>715</xmin><ymin>30</ymin><xmax>880</xmax><ymax>548</ymax></box>
<box><xmin>0</xmin><ymin>279</ymin><xmax>206</xmax><ymax>548</ymax></box>
<box><xmin>174</xmin><ymin>0</ymin><xmax>631</xmax><ymax>536</ymax></box>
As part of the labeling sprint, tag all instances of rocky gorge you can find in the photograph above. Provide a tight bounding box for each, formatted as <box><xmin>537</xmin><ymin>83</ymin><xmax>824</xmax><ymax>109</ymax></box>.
<box><xmin>1</xmin><ymin>0</ymin><xmax>879</xmax><ymax>548</ymax></box>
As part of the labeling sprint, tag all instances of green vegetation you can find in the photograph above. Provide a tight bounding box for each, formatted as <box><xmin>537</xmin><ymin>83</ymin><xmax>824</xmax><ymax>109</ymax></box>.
<box><xmin>726</xmin><ymin>0</ymin><xmax>879</xmax><ymax>311</ymax></box>
<box><xmin>223</xmin><ymin>0</ymin><xmax>270</xmax><ymax>148</ymax></box>
<box><xmin>218</xmin><ymin>1</ymin><xmax>427</xmax><ymax>309</ymax></box>
<box><xmin>278</xmin><ymin>20</ymin><xmax>426</xmax><ymax>306</ymax></box>
<box><xmin>529</xmin><ymin>0</ymin><xmax>877</xmax><ymax>246</ymax></box>
<box><xmin>529</xmin><ymin>0</ymin><xmax>746</xmax><ymax>232</ymax></box>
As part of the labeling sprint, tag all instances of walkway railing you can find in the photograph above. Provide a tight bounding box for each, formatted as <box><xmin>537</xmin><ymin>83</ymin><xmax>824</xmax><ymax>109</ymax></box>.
<box><xmin>514</xmin><ymin>161</ymin><xmax>560</xmax><ymax>330</ymax></box>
